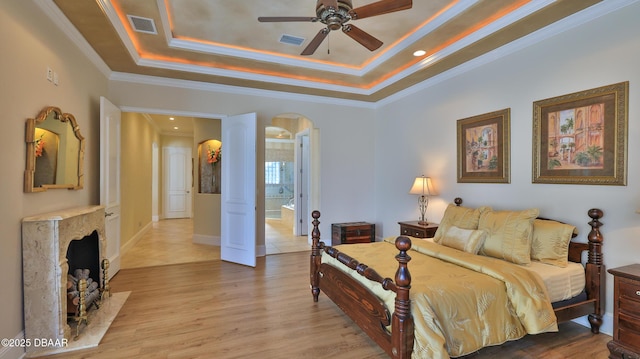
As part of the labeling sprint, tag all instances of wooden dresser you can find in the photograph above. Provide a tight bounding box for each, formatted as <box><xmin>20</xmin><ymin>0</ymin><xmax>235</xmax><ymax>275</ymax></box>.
<box><xmin>608</xmin><ymin>264</ymin><xmax>640</xmax><ymax>359</ymax></box>
<box><xmin>398</xmin><ymin>221</ymin><xmax>438</xmax><ymax>239</ymax></box>
<box><xmin>331</xmin><ymin>222</ymin><xmax>375</xmax><ymax>245</ymax></box>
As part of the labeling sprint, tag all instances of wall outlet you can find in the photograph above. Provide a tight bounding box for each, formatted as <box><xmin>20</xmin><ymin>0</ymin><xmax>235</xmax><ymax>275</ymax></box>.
<box><xmin>53</xmin><ymin>71</ymin><xmax>59</xmax><ymax>86</ymax></box>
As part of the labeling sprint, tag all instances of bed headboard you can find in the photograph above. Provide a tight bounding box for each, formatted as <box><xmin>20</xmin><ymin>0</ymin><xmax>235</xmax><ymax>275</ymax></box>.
<box><xmin>452</xmin><ymin>197</ymin><xmax>603</xmax><ymax>265</ymax></box>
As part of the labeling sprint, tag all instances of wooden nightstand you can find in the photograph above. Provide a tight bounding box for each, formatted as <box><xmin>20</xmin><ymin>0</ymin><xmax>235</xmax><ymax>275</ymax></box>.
<box><xmin>608</xmin><ymin>264</ymin><xmax>640</xmax><ymax>359</ymax></box>
<box><xmin>398</xmin><ymin>221</ymin><xmax>438</xmax><ymax>239</ymax></box>
<box><xmin>331</xmin><ymin>222</ymin><xmax>375</xmax><ymax>245</ymax></box>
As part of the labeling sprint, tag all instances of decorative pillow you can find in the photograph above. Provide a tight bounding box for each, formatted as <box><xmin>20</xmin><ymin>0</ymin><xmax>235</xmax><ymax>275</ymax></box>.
<box><xmin>478</xmin><ymin>208</ymin><xmax>539</xmax><ymax>265</ymax></box>
<box><xmin>433</xmin><ymin>204</ymin><xmax>491</xmax><ymax>243</ymax></box>
<box><xmin>530</xmin><ymin>219</ymin><xmax>576</xmax><ymax>267</ymax></box>
<box><xmin>440</xmin><ymin>225</ymin><xmax>488</xmax><ymax>254</ymax></box>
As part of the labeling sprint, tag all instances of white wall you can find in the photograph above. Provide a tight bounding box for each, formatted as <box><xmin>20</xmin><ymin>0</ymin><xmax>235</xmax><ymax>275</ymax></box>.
<box><xmin>375</xmin><ymin>1</ymin><xmax>640</xmax><ymax>327</ymax></box>
<box><xmin>0</xmin><ymin>1</ymin><xmax>108</xmax><ymax>358</ymax></box>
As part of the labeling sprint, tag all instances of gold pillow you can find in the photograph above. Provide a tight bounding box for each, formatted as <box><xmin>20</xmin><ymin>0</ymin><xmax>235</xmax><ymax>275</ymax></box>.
<box><xmin>478</xmin><ymin>208</ymin><xmax>539</xmax><ymax>265</ymax></box>
<box><xmin>531</xmin><ymin>219</ymin><xmax>576</xmax><ymax>267</ymax></box>
<box><xmin>434</xmin><ymin>204</ymin><xmax>491</xmax><ymax>243</ymax></box>
<box><xmin>440</xmin><ymin>225</ymin><xmax>488</xmax><ymax>254</ymax></box>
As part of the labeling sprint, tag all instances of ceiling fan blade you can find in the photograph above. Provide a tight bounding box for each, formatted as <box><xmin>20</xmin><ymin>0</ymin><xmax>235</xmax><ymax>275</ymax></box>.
<box><xmin>342</xmin><ymin>24</ymin><xmax>383</xmax><ymax>51</ymax></box>
<box><xmin>301</xmin><ymin>28</ymin><xmax>330</xmax><ymax>56</ymax></box>
<box><xmin>258</xmin><ymin>16</ymin><xmax>317</xmax><ymax>22</ymax></box>
<box><xmin>319</xmin><ymin>0</ymin><xmax>339</xmax><ymax>11</ymax></box>
<box><xmin>349</xmin><ymin>0</ymin><xmax>412</xmax><ymax>20</ymax></box>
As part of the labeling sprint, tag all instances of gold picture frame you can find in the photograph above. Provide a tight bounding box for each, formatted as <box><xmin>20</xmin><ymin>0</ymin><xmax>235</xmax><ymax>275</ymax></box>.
<box><xmin>532</xmin><ymin>81</ymin><xmax>628</xmax><ymax>185</ymax></box>
<box><xmin>457</xmin><ymin>108</ymin><xmax>510</xmax><ymax>183</ymax></box>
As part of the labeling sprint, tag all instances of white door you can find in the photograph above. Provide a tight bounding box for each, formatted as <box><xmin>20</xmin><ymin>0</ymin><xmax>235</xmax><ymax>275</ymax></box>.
<box><xmin>163</xmin><ymin>146</ymin><xmax>192</xmax><ymax>219</ymax></box>
<box><xmin>100</xmin><ymin>97</ymin><xmax>121</xmax><ymax>279</ymax></box>
<box><xmin>221</xmin><ymin>113</ymin><xmax>257</xmax><ymax>267</ymax></box>
<box><xmin>295</xmin><ymin>130</ymin><xmax>310</xmax><ymax>236</ymax></box>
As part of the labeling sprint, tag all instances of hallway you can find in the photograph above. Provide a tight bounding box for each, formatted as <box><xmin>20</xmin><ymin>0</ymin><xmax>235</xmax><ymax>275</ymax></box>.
<box><xmin>120</xmin><ymin>218</ymin><xmax>310</xmax><ymax>269</ymax></box>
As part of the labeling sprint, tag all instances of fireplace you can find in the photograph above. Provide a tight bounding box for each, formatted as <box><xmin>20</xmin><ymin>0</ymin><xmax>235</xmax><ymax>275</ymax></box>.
<box><xmin>22</xmin><ymin>205</ymin><xmax>126</xmax><ymax>357</ymax></box>
<box><xmin>66</xmin><ymin>230</ymin><xmax>103</xmax><ymax>316</ymax></box>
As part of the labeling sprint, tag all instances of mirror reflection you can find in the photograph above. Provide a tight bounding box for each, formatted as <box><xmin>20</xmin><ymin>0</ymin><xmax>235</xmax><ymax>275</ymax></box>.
<box><xmin>24</xmin><ymin>106</ymin><xmax>84</xmax><ymax>192</ymax></box>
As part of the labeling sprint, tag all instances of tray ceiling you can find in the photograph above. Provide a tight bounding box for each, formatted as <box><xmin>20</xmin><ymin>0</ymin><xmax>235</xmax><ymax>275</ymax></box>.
<box><xmin>49</xmin><ymin>0</ymin><xmax>605</xmax><ymax>102</ymax></box>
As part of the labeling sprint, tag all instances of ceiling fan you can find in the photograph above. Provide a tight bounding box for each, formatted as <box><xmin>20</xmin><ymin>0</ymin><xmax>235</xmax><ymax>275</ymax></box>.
<box><xmin>258</xmin><ymin>0</ymin><xmax>413</xmax><ymax>56</ymax></box>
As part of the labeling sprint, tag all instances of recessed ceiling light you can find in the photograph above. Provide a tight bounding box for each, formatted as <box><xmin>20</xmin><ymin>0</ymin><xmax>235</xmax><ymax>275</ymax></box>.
<box><xmin>173</xmin><ymin>126</ymin><xmax>179</xmax><ymax>130</ymax></box>
<box><xmin>413</xmin><ymin>50</ymin><xmax>426</xmax><ymax>57</ymax></box>
<box><xmin>169</xmin><ymin>117</ymin><xmax>175</xmax><ymax>121</ymax></box>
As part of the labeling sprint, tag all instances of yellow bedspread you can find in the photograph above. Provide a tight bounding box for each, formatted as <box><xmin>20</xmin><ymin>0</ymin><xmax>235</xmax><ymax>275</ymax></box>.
<box><xmin>321</xmin><ymin>237</ymin><xmax>558</xmax><ymax>358</ymax></box>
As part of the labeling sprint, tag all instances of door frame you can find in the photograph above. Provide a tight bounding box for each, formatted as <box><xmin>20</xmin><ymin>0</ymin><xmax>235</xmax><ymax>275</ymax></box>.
<box><xmin>294</xmin><ymin>128</ymin><xmax>310</xmax><ymax>236</ymax></box>
<box><xmin>100</xmin><ymin>97</ymin><xmax>122</xmax><ymax>278</ymax></box>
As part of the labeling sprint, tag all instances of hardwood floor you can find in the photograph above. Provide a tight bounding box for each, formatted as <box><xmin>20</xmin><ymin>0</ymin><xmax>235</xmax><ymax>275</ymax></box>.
<box><xmin>37</xmin><ymin>250</ymin><xmax>611</xmax><ymax>359</ymax></box>
<box><xmin>120</xmin><ymin>218</ymin><xmax>309</xmax><ymax>269</ymax></box>
<box><xmin>120</xmin><ymin>219</ymin><xmax>219</xmax><ymax>269</ymax></box>
<box><xmin>265</xmin><ymin>218</ymin><xmax>310</xmax><ymax>255</ymax></box>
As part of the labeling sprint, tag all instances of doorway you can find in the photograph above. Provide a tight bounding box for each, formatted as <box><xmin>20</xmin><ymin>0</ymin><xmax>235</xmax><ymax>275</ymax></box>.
<box><xmin>264</xmin><ymin>114</ymin><xmax>312</xmax><ymax>255</ymax></box>
<box><xmin>117</xmin><ymin>108</ymin><xmax>318</xmax><ymax>267</ymax></box>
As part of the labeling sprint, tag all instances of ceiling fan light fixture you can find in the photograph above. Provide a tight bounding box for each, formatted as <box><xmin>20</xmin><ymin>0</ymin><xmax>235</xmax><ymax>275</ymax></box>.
<box><xmin>258</xmin><ymin>0</ymin><xmax>412</xmax><ymax>56</ymax></box>
<box><xmin>316</xmin><ymin>0</ymin><xmax>352</xmax><ymax>29</ymax></box>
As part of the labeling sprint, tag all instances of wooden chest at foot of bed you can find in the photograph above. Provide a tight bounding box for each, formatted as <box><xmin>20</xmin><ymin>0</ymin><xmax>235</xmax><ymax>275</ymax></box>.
<box><xmin>608</xmin><ymin>264</ymin><xmax>640</xmax><ymax>359</ymax></box>
<box><xmin>331</xmin><ymin>222</ymin><xmax>375</xmax><ymax>245</ymax></box>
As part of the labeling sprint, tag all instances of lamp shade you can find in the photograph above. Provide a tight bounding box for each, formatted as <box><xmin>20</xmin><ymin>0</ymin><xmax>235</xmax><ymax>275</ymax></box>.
<box><xmin>409</xmin><ymin>176</ymin><xmax>437</xmax><ymax>196</ymax></box>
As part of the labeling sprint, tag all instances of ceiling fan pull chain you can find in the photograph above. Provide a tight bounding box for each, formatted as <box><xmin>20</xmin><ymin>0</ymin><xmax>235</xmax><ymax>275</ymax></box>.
<box><xmin>327</xmin><ymin>33</ymin><xmax>330</xmax><ymax>54</ymax></box>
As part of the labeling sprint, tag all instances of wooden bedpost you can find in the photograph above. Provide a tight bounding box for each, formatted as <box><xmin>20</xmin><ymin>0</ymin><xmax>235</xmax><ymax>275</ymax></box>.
<box><xmin>392</xmin><ymin>236</ymin><xmax>414</xmax><ymax>359</ymax></box>
<box><xmin>586</xmin><ymin>208</ymin><xmax>605</xmax><ymax>334</ymax></box>
<box><xmin>310</xmin><ymin>210</ymin><xmax>322</xmax><ymax>302</ymax></box>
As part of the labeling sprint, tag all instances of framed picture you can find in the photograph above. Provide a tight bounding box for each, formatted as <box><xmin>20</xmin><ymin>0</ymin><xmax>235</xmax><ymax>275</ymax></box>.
<box><xmin>532</xmin><ymin>81</ymin><xmax>628</xmax><ymax>185</ymax></box>
<box><xmin>457</xmin><ymin>108</ymin><xmax>510</xmax><ymax>183</ymax></box>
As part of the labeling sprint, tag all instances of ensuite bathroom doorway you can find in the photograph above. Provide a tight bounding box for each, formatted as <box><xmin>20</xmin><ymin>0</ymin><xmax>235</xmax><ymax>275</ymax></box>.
<box><xmin>264</xmin><ymin>114</ymin><xmax>312</xmax><ymax>254</ymax></box>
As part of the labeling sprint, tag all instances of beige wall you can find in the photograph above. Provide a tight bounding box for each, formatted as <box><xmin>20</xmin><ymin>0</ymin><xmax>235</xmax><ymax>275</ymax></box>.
<box><xmin>120</xmin><ymin>113</ymin><xmax>162</xmax><ymax>249</ymax></box>
<box><xmin>0</xmin><ymin>1</ymin><xmax>108</xmax><ymax>355</ymax></box>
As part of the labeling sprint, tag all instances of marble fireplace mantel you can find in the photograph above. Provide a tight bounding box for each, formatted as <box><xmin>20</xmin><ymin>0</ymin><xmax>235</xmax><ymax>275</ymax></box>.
<box><xmin>22</xmin><ymin>205</ymin><xmax>107</xmax><ymax>357</ymax></box>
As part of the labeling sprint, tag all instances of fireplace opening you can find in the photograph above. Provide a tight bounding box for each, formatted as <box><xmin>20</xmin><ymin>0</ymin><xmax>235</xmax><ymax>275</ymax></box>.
<box><xmin>66</xmin><ymin>230</ymin><xmax>101</xmax><ymax>315</ymax></box>
<box><xmin>66</xmin><ymin>230</ymin><xmax>101</xmax><ymax>285</ymax></box>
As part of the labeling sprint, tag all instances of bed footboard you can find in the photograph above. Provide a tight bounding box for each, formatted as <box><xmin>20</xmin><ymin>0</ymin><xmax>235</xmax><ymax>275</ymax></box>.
<box><xmin>310</xmin><ymin>210</ymin><xmax>414</xmax><ymax>358</ymax></box>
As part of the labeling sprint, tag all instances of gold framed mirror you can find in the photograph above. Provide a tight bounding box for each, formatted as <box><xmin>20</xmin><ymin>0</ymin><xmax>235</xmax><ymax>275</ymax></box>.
<box><xmin>24</xmin><ymin>106</ymin><xmax>85</xmax><ymax>192</ymax></box>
